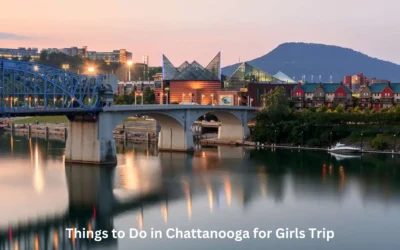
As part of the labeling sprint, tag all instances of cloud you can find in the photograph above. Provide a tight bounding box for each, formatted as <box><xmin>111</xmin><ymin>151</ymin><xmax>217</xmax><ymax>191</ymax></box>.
<box><xmin>0</xmin><ymin>32</ymin><xmax>30</xmax><ymax>40</ymax></box>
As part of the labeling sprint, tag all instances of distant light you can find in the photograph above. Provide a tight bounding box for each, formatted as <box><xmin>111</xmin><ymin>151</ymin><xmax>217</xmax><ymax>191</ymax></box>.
<box><xmin>88</xmin><ymin>67</ymin><xmax>95</xmax><ymax>73</ymax></box>
<box><xmin>33</xmin><ymin>65</ymin><xmax>39</xmax><ymax>71</ymax></box>
<box><xmin>127</xmin><ymin>61</ymin><xmax>133</xmax><ymax>66</ymax></box>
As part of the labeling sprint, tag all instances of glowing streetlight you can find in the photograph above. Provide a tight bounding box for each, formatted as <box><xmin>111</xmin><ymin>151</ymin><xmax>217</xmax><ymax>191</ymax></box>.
<box><xmin>88</xmin><ymin>67</ymin><xmax>95</xmax><ymax>73</ymax></box>
<box><xmin>33</xmin><ymin>65</ymin><xmax>39</xmax><ymax>71</ymax></box>
<box><xmin>127</xmin><ymin>61</ymin><xmax>133</xmax><ymax>81</ymax></box>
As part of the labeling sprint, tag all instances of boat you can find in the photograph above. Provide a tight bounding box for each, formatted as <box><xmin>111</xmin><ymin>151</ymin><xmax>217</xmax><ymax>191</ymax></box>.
<box><xmin>328</xmin><ymin>142</ymin><xmax>361</xmax><ymax>154</ymax></box>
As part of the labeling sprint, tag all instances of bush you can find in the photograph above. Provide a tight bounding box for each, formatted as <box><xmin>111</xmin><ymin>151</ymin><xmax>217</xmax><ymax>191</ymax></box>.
<box><xmin>371</xmin><ymin>135</ymin><xmax>388</xmax><ymax>150</ymax></box>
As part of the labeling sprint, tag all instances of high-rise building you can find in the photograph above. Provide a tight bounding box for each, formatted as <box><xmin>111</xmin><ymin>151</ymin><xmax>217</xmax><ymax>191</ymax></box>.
<box><xmin>351</xmin><ymin>73</ymin><xmax>366</xmax><ymax>91</ymax></box>
<box><xmin>0</xmin><ymin>47</ymin><xmax>39</xmax><ymax>60</ymax></box>
<box><xmin>43</xmin><ymin>47</ymin><xmax>132</xmax><ymax>63</ymax></box>
<box><xmin>43</xmin><ymin>46</ymin><xmax>87</xmax><ymax>57</ymax></box>
<box><xmin>87</xmin><ymin>49</ymin><xmax>132</xmax><ymax>64</ymax></box>
<box><xmin>344</xmin><ymin>75</ymin><xmax>352</xmax><ymax>90</ymax></box>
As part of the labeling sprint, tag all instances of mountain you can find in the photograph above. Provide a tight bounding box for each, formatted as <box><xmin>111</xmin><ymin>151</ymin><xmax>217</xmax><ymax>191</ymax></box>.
<box><xmin>222</xmin><ymin>42</ymin><xmax>400</xmax><ymax>82</ymax></box>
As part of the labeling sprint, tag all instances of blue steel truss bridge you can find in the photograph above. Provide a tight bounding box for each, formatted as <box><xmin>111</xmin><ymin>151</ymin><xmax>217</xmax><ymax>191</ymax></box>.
<box><xmin>0</xmin><ymin>60</ymin><xmax>113</xmax><ymax>116</ymax></box>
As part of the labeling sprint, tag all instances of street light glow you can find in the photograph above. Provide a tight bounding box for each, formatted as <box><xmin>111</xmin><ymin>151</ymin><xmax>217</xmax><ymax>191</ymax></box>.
<box><xmin>88</xmin><ymin>67</ymin><xmax>95</xmax><ymax>73</ymax></box>
<box><xmin>127</xmin><ymin>61</ymin><xmax>133</xmax><ymax>66</ymax></box>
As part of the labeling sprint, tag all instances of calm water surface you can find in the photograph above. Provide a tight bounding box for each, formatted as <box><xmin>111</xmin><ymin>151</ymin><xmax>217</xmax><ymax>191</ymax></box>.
<box><xmin>1</xmin><ymin>133</ymin><xmax>400</xmax><ymax>250</ymax></box>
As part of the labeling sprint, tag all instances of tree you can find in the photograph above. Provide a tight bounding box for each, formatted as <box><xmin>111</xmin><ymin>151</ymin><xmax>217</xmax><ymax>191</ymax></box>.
<box><xmin>352</xmin><ymin>106</ymin><xmax>361</xmax><ymax>114</ymax></box>
<box><xmin>334</xmin><ymin>104</ymin><xmax>345</xmax><ymax>113</ymax></box>
<box><xmin>371</xmin><ymin>134</ymin><xmax>388</xmax><ymax>150</ymax></box>
<box><xmin>21</xmin><ymin>55</ymin><xmax>31</xmax><ymax>61</ymax></box>
<box><xmin>261</xmin><ymin>87</ymin><xmax>290</xmax><ymax>112</ymax></box>
<box><xmin>142</xmin><ymin>87</ymin><xmax>155</xmax><ymax>104</ymax></box>
<box><xmin>316</xmin><ymin>106</ymin><xmax>327</xmax><ymax>113</ymax></box>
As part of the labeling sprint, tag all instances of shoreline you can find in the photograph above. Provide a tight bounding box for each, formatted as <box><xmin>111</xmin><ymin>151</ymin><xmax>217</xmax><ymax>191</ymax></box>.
<box><xmin>3</xmin><ymin>126</ymin><xmax>399</xmax><ymax>155</ymax></box>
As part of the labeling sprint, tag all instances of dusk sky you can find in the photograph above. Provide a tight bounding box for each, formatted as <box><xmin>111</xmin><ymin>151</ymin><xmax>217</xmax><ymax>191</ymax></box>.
<box><xmin>1</xmin><ymin>0</ymin><xmax>399</xmax><ymax>66</ymax></box>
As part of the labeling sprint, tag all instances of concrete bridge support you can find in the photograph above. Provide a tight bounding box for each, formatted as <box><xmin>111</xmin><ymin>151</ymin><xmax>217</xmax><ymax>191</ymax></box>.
<box><xmin>214</xmin><ymin>111</ymin><xmax>250</xmax><ymax>142</ymax></box>
<box><xmin>65</xmin><ymin>115</ymin><xmax>117</xmax><ymax>164</ymax></box>
<box><xmin>154</xmin><ymin>113</ymin><xmax>194</xmax><ymax>152</ymax></box>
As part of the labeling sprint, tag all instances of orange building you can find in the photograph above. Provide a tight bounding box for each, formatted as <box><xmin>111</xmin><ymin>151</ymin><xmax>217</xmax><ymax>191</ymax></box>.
<box><xmin>155</xmin><ymin>53</ymin><xmax>222</xmax><ymax>104</ymax></box>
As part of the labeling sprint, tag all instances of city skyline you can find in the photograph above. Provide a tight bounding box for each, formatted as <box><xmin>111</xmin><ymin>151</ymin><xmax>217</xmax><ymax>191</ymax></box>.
<box><xmin>1</xmin><ymin>0</ymin><xmax>400</xmax><ymax>66</ymax></box>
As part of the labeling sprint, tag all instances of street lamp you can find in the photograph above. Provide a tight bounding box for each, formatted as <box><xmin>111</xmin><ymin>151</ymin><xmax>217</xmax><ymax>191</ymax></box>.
<box><xmin>62</xmin><ymin>64</ymin><xmax>70</xmax><ymax>71</ymax></box>
<box><xmin>135</xmin><ymin>92</ymin><xmax>137</xmax><ymax>105</ymax></box>
<box><xmin>394</xmin><ymin>134</ymin><xmax>397</xmax><ymax>152</ymax></box>
<box><xmin>165</xmin><ymin>92</ymin><xmax>169</xmax><ymax>105</ymax></box>
<box><xmin>300</xmin><ymin>131</ymin><xmax>304</xmax><ymax>147</ymax></box>
<box><xmin>127</xmin><ymin>61</ymin><xmax>133</xmax><ymax>81</ymax></box>
<box><xmin>88</xmin><ymin>67</ymin><xmax>95</xmax><ymax>74</ymax></box>
<box><xmin>361</xmin><ymin>133</ymin><xmax>364</xmax><ymax>151</ymax></box>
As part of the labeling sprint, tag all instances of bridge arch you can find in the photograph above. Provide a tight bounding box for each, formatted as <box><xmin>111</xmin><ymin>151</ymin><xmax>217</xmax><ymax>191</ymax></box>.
<box><xmin>65</xmin><ymin>105</ymin><xmax>257</xmax><ymax>164</ymax></box>
<box><xmin>187</xmin><ymin>109</ymin><xmax>254</xmax><ymax>141</ymax></box>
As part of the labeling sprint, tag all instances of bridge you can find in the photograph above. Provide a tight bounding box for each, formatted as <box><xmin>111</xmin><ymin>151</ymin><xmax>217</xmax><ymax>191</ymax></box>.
<box><xmin>0</xmin><ymin>60</ymin><xmax>258</xmax><ymax>164</ymax></box>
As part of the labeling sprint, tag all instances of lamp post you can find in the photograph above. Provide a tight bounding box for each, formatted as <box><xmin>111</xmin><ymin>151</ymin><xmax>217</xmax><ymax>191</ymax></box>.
<box><xmin>394</xmin><ymin>134</ymin><xmax>397</xmax><ymax>152</ymax></box>
<box><xmin>135</xmin><ymin>92</ymin><xmax>137</xmax><ymax>105</ymax></box>
<box><xmin>300</xmin><ymin>131</ymin><xmax>304</xmax><ymax>148</ymax></box>
<box><xmin>274</xmin><ymin>129</ymin><xmax>277</xmax><ymax>147</ymax></box>
<box><xmin>127</xmin><ymin>61</ymin><xmax>133</xmax><ymax>81</ymax></box>
<box><xmin>361</xmin><ymin>133</ymin><xmax>364</xmax><ymax>151</ymax></box>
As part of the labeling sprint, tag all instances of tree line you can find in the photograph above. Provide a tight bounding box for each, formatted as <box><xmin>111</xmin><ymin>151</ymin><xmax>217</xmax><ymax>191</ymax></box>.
<box><xmin>253</xmin><ymin>87</ymin><xmax>400</xmax><ymax>150</ymax></box>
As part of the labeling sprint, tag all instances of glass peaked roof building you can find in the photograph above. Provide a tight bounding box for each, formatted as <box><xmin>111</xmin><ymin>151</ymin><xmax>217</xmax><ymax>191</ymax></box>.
<box><xmin>162</xmin><ymin>53</ymin><xmax>221</xmax><ymax>81</ymax></box>
<box><xmin>224</xmin><ymin>62</ymin><xmax>283</xmax><ymax>90</ymax></box>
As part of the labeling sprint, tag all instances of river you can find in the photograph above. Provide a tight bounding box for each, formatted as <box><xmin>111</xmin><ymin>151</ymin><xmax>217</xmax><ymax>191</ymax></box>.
<box><xmin>0</xmin><ymin>133</ymin><xmax>400</xmax><ymax>250</ymax></box>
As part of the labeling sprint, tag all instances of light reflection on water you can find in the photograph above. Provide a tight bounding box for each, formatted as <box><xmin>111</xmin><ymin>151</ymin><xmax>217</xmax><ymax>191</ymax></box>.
<box><xmin>0</xmin><ymin>134</ymin><xmax>400</xmax><ymax>249</ymax></box>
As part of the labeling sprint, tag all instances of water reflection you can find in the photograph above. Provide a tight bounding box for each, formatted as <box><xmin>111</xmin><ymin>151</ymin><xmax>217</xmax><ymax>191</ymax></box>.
<box><xmin>1</xmin><ymin>134</ymin><xmax>400</xmax><ymax>249</ymax></box>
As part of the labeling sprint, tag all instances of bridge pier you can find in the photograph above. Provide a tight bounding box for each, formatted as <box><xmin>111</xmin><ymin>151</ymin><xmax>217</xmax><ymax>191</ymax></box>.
<box><xmin>65</xmin><ymin>115</ymin><xmax>117</xmax><ymax>164</ymax></box>
<box><xmin>156</xmin><ymin>112</ymin><xmax>194</xmax><ymax>152</ymax></box>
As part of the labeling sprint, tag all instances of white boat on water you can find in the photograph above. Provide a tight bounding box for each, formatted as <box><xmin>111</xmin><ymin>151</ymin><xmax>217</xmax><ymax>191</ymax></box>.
<box><xmin>328</xmin><ymin>142</ymin><xmax>361</xmax><ymax>154</ymax></box>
